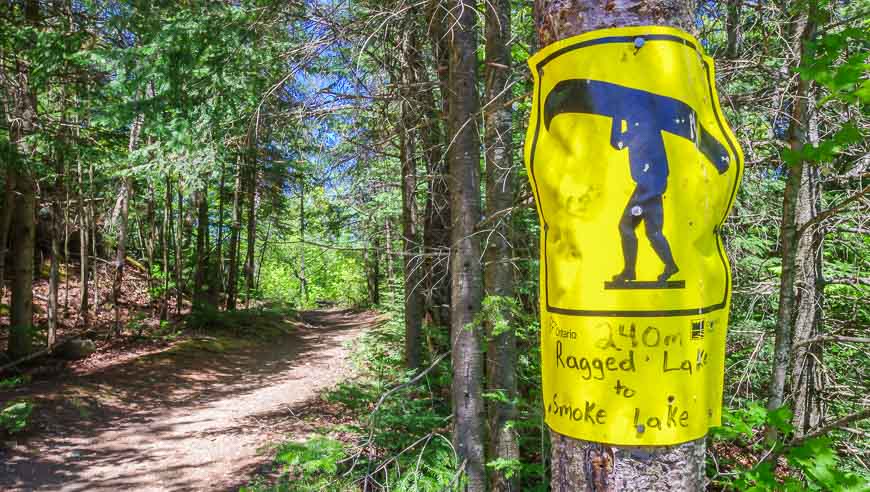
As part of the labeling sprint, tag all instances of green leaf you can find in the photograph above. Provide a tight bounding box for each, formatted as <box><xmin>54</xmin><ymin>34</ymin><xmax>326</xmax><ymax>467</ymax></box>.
<box><xmin>1</xmin><ymin>401</ymin><xmax>33</xmax><ymax>434</ymax></box>
<box><xmin>788</xmin><ymin>437</ymin><xmax>870</xmax><ymax>491</ymax></box>
<box><xmin>486</xmin><ymin>458</ymin><xmax>523</xmax><ymax>479</ymax></box>
<box><xmin>767</xmin><ymin>406</ymin><xmax>794</xmax><ymax>435</ymax></box>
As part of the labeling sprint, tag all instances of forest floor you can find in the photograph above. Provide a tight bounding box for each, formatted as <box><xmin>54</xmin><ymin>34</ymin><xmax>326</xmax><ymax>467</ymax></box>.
<box><xmin>0</xmin><ymin>308</ymin><xmax>385</xmax><ymax>491</ymax></box>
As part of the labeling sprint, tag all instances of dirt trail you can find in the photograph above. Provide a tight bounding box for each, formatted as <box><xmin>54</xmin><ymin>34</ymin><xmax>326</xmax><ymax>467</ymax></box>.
<box><xmin>0</xmin><ymin>309</ymin><xmax>379</xmax><ymax>491</ymax></box>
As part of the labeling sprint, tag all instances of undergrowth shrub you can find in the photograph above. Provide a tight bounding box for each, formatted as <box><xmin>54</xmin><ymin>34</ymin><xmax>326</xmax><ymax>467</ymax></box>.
<box><xmin>0</xmin><ymin>401</ymin><xmax>33</xmax><ymax>435</ymax></box>
<box><xmin>708</xmin><ymin>402</ymin><xmax>868</xmax><ymax>491</ymax></box>
<box><xmin>0</xmin><ymin>376</ymin><xmax>27</xmax><ymax>389</ymax></box>
<box><xmin>276</xmin><ymin>435</ymin><xmax>347</xmax><ymax>475</ymax></box>
<box><xmin>242</xmin><ymin>307</ymin><xmax>458</xmax><ymax>491</ymax></box>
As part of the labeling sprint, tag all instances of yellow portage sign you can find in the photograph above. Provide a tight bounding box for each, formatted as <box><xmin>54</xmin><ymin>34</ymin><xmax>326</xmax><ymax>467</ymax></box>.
<box><xmin>525</xmin><ymin>26</ymin><xmax>743</xmax><ymax>445</ymax></box>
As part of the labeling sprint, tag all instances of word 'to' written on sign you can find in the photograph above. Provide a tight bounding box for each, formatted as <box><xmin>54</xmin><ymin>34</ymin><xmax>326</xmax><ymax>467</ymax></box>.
<box><xmin>524</xmin><ymin>27</ymin><xmax>743</xmax><ymax>445</ymax></box>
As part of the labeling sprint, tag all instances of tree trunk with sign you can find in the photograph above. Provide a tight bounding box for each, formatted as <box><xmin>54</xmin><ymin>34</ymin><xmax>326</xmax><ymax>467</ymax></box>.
<box><xmin>533</xmin><ymin>1</ymin><xmax>707</xmax><ymax>489</ymax></box>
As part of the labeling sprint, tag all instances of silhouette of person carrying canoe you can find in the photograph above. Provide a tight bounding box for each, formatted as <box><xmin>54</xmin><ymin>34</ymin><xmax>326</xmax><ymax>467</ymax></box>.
<box><xmin>544</xmin><ymin>79</ymin><xmax>730</xmax><ymax>285</ymax></box>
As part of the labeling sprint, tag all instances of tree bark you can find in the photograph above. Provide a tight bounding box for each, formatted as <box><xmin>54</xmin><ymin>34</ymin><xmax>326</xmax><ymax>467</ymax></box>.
<box><xmin>8</xmin><ymin>171</ymin><xmax>35</xmax><ymax>358</ymax></box>
<box><xmin>63</xmin><ymin>182</ymin><xmax>71</xmax><ymax>313</ymax></box>
<box><xmin>367</xmin><ymin>232</ymin><xmax>380</xmax><ymax>306</ymax></box>
<box><xmin>298</xmin><ymin>178</ymin><xmax>308</xmax><ymax>303</ymax></box>
<box><xmin>193</xmin><ymin>184</ymin><xmax>209</xmax><ymax>309</ymax></box>
<box><xmin>789</xmin><ymin>107</ymin><xmax>824</xmax><ymax>437</ymax></box>
<box><xmin>767</xmin><ymin>7</ymin><xmax>817</xmax><ymax>435</ymax></box>
<box><xmin>789</xmin><ymin>165</ymin><xmax>824</xmax><ymax>437</ymax></box>
<box><xmin>90</xmin><ymin>161</ymin><xmax>100</xmax><ymax>314</ymax></box>
<box><xmin>446</xmin><ymin>1</ymin><xmax>486</xmax><ymax>489</ymax></box>
<box><xmin>423</xmin><ymin>0</ymin><xmax>452</xmax><ymax>333</ymax></box>
<box><xmin>534</xmin><ymin>1</ymin><xmax>705</xmax><ymax>489</ymax></box>
<box><xmin>0</xmin><ymin>166</ymin><xmax>17</xmax><ymax>301</ymax></box>
<box><xmin>78</xmin><ymin>159</ymin><xmax>90</xmax><ymax>325</ymax></box>
<box><xmin>53</xmin><ymin>80</ymin><xmax>70</xmax><ymax>332</ymax></box>
<box><xmin>48</xmin><ymin>189</ymin><xmax>61</xmax><ymax>349</ymax></box>
<box><xmin>146</xmin><ymin>180</ymin><xmax>156</xmax><ymax>293</ymax></box>
<box><xmin>255</xmin><ymin>215</ymin><xmax>272</xmax><ymax>291</ymax></box>
<box><xmin>175</xmin><ymin>182</ymin><xmax>183</xmax><ymax>314</ymax></box>
<box><xmin>7</xmin><ymin>0</ymin><xmax>39</xmax><ymax>358</ymax></box>
<box><xmin>227</xmin><ymin>158</ymin><xmax>242</xmax><ymax>311</ymax></box>
<box><xmin>725</xmin><ymin>0</ymin><xmax>742</xmax><ymax>58</ymax></box>
<box><xmin>384</xmin><ymin>217</ymin><xmax>395</xmax><ymax>302</ymax></box>
<box><xmin>244</xmin><ymin>156</ymin><xmax>257</xmax><ymax>307</ymax></box>
<box><xmin>400</xmin><ymin>22</ymin><xmax>425</xmax><ymax>371</ymax></box>
<box><xmin>214</xmin><ymin>162</ymin><xmax>226</xmax><ymax>302</ymax></box>
<box><xmin>550</xmin><ymin>433</ymin><xmax>707</xmax><ymax>490</ymax></box>
<box><xmin>160</xmin><ymin>175</ymin><xmax>172</xmax><ymax>320</ymax></box>
<box><xmin>534</xmin><ymin>0</ymin><xmax>695</xmax><ymax>48</ymax></box>
<box><xmin>484</xmin><ymin>0</ymin><xmax>518</xmax><ymax>489</ymax></box>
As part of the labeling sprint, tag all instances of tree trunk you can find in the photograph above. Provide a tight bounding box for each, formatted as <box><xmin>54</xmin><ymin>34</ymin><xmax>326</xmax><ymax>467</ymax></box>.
<box><xmin>551</xmin><ymin>434</ymin><xmax>707</xmax><ymax>490</ymax></box>
<box><xmin>298</xmin><ymin>178</ymin><xmax>308</xmax><ymax>304</ymax></box>
<box><xmin>193</xmin><ymin>184</ymin><xmax>209</xmax><ymax>309</ymax></box>
<box><xmin>446</xmin><ymin>1</ymin><xmax>486</xmax><ymax>489</ymax></box>
<box><xmin>484</xmin><ymin>0</ymin><xmax>518</xmax><ymax>488</ymax></box>
<box><xmin>111</xmin><ymin>177</ymin><xmax>130</xmax><ymax>333</ymax></box>
<box><xmin>214</xmin><ymin>162</ymin><xmax>226</xmax><ymax>301</ymax></box>
<box><xmin>423</xmin><ymin>0</ymin><xmax>452</xmax><ymax>330</ymax></box>
<box><xmin>400</xmin><ymin>24</ymin><xmax>425</xmax><ymax>370</ymax></box>
<box><xmin>91</xmin><ymin>160</ymin><xmax>100</xmax><ymax>314</ymax></box>
<box><xmin>113</xmin><ymin>113</ymin><xmax>143</xmax><ymax>335</ymax></box>
<box><xmin>50</xmin><ymin>89</ymin><xmax>68</xmax><ymax>340</ymax></box>
<box><xmin>767</xmin><ymin>8</ymin><xmax>818</xmax><ymax>435</ymax></box>
<box><xmin>534</xmin><ymin>0</ymin><xmax>695</xmax><ymax>48</ymax></box>
<box><xmin>384</xmin><ymin>217</ymin><xmax>395</xmax><ymax>302</ymax></box>
<box><xmin>244</xmin><ymin>159</ymin><xmax>257</xmax><ymax>307</ymax></box>
<box><xmin>78</xmin><ymin>167</ymin><xmax>90</xmax><ymax>325</ymax></box>
<box><xmin>0</xmin><ymin>166</ymin><xmax>17</xmax><ymax>301</ymax></box>
<box><xmin>9</xmin><ymin>171</ymin><xmax>36</xmax><ymax>358</ymax></box>
<box><xmin>146</xmin><ymin>180</ymin><xmax>156</xmax><ymax>293</ymax></box>
<box><xmin>367</xmin><ymin>233</ymin><xmax>380</xmax><ymax>306</ymax></box>
<box><xmin>63</xmin><ymin>185</ymin><xmax>71</xmax><ymax>313</ymax></box>
<box><xmin>789</xmin><ymin>166</ymin><xmax>824</xmax><ymax>437</ymax></box>
<box><xmin>226</xmin><ymin>158</ymin><xmax>242</xmax><ymax>311</ymax></box>
<box><xmin>255</xmin><ymin>215</ymin><xmax>272</xmax><ymax>291</ymax></box>
<box><xmin>789</xmin><ymin>110</ymin><xmax>824</xmax><ymax>438</ymax></box>
<box><xmin>135</xmin><ymin>213</ymin><xmax>146</xmax><ymax>259</ymax></box>
<box><xmin>175</xmin><ymin>182</ymin><xmax>183</xmax><ymax>314</ymax></box>
<box><xmin>161</xmin><ymin>175</ymin><xmax>172</xmax><ymax>320</ymax></box>
<box><xmin>48</xmin><ymin>194</ymin><xmax>61</xmax><ymax>349</ymax></box>
<box><xmin>534</xmin><ymin>1</ymin><xmax>706</xmax><ymax>489</ymax></box>
<box><xmin>725</xmin><ymin>0</ymin><xmax>742</xmax><ymax>58</ymax></box>
<box><xmin>77</xmin><ymin>145</ymin><xmax>90</xmax><ymax>326</ymax></box>
<box><xmin>7</xmin><ymin>0</ymin><xmax>39</xmax><ymax>358</ymax></box>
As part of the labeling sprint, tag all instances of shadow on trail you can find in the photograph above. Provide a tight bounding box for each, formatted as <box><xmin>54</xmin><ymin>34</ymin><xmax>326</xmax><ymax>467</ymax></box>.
<box><xmin>0</xmin><ymin>308</ymin><xmax>384</xmax><ymax>492</ymax></box>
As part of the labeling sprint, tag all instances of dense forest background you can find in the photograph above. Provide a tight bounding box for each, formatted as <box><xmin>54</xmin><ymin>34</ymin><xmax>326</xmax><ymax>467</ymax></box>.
<box><xmin>0</xmin><ymin>0</ymin><xmax>867</xmax><ymax>490</ymax></box>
